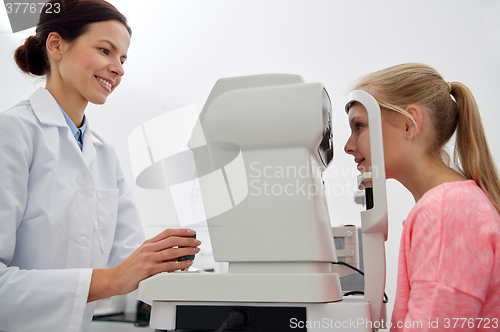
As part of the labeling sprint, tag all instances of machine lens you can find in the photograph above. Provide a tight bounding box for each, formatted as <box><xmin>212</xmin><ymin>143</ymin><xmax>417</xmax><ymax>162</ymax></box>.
<box><xmin>318</xmin><ymin>89</ymin><xmax>333</xmax><ymax>167</ymax></box>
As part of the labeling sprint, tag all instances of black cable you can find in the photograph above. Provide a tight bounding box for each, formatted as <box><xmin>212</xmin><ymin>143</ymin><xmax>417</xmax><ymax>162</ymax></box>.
<box><xmin>334</xmin><ymin>260</ymin><xmax>364</xmax><ymax>276</ymax></box>
<box><xmin>333</xmin><ymin>261</ymin><xmax>389</xmax><ymax>303</ymax></box>
<box><xmin>343</xmin><ymin>290</ymin><xmax>389</xmax><ymax>304</ymax></box>
<box><xmin>343</xmin><ymin>290</ymin><xmax>365</xmax><ymax>297</ymax></box>
<box><xmin>214</xmin><ymin>310</ymin><xmax>253</xmax><ymax>332</ymax></box>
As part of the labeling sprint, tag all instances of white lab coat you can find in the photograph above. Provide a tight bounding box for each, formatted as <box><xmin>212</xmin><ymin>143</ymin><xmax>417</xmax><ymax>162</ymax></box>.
<box><xmin>0</xmin><ymin>88</ymin><xmax>145</xmax><ymax>332</ymax></box>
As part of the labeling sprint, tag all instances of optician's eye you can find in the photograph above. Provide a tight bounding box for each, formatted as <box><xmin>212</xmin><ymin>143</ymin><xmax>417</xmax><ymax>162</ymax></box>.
<box><xmin>99</xmin><ymin>48</ymin><xmax>110</xmax><ymax>55</ymax></box>
<box><xmin>356</xmin><ymin>124</ymin><xmax>363</xmax><ymax>131</ymax></box>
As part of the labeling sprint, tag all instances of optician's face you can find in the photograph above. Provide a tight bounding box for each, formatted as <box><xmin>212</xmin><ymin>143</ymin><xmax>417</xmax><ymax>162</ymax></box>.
<box><xmin>57</xmin><ymin>20</ymin><xmax>130</xmax><ymax>105</ymax></box>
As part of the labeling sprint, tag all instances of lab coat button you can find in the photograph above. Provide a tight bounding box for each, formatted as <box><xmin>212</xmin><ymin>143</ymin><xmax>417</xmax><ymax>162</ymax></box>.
<box><xmin>80</xmin><ymin>187</ymin><xmax>87</xmax><ymax>196</ymax></box>
<box><xmin>78</xmin><ymin>236</ymin><xmax>88</xmax><ymax>247</ymax></box>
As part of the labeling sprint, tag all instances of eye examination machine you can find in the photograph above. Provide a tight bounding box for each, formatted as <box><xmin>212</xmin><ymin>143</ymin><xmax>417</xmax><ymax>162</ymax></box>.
<box><xmin>136</xmin><ymin>74</ymin><xmax>388</xmax><ymax>331</ymax></box>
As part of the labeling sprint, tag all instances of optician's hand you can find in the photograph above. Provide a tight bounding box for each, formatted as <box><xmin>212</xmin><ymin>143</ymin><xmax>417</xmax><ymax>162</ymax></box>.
<box><xmin>87</xmin><ymin>228</ymin><xmax>201</xmax><ymax>302</ymax></box>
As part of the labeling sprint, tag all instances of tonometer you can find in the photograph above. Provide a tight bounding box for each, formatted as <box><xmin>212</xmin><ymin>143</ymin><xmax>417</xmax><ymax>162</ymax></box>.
<box><xmin>135</xmin><ymin>74</ymin><xmax>388</xmax><ymax>331</ymax></box>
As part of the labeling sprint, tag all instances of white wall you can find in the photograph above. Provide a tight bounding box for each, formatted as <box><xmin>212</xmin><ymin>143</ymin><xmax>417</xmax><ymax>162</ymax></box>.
<box><xmin>1</xmin><ymin>0</ymin><xmax>499</xmax><ymax>323</ymax></box>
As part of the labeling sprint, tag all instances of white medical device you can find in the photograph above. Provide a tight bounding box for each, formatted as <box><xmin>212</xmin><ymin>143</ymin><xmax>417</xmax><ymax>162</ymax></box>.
<box><xmin>346</xmin><ymin>90</ymin><xmax>389</xmax><ymax>327</ymax></box>
<box><xmin>137</xmin><ymin>74</ymin><xmax>388</xmax><ymax>331</ymax></box>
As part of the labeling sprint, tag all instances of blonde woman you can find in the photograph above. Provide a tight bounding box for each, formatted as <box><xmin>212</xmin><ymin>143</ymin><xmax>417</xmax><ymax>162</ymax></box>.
<box><xmin>345</xmin><ymin>63</ymin><xmax>500</xmax><ymax>331</ymax></box>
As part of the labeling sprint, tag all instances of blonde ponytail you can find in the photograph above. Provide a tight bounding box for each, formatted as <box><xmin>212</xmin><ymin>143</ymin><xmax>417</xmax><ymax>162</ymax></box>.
<box><xmin>451</xmin><ymin>82</ymin><xmax>500</xmax><ymax>211</ymax></box>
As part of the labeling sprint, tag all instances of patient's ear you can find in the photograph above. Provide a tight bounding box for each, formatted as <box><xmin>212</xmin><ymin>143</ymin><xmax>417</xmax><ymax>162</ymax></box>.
<box><xmin>404</xmin><ymin>105</ymin><xmax>423</xmax><ymax>139</ymax></box>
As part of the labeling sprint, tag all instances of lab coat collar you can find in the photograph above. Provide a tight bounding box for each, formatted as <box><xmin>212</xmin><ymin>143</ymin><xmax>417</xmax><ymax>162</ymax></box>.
<box><xmin>29</xmin><ymin>87</ymin><xmax>102</xmax><ymax>167</ymax></box>
<box><xmin>82</xmin><ymin>126</ymin><xmax>103</xmax><ymax>167</ymax></box>
<box><xmin>29</xmin><ymin>88</ymin><xmax>69</xmax><ymax>128</ymax></box>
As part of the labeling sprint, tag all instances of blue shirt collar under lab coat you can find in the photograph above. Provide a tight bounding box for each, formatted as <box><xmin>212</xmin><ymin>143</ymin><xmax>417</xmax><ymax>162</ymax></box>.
<box><xmin>58</xmin><ymin>105</ymin><xmax>87</xmax><ymax>151</ymax></box>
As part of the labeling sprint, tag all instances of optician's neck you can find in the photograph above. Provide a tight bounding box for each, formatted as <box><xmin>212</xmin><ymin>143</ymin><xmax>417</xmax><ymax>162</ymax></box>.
<box><xmin>45</xmin><ymin>80</ymin><xmax>87</xmax><ymax>128</ymax></box>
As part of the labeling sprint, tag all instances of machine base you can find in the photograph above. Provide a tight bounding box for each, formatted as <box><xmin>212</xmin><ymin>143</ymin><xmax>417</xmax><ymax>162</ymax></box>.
<box><xmin>148</xmin><ymin>298</ymin><xmax>377</xmax><ymax>332</ymax></box>
<box><xmin>138</xmin><ymin>272</ymin><xmax>386</xmax><ymax>331</ymax></box>
<box><xmin>137</xmin><ymin>271</ymin><xmax>342</xmax><ymax>303</ymax></box>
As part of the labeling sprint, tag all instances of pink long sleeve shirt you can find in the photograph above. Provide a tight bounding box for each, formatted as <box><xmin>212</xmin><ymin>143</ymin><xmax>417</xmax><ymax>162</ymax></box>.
<box><xmin>391</xmin><ymin>180</ymin><xmax>500</xmax><ymax>331</ymax></box>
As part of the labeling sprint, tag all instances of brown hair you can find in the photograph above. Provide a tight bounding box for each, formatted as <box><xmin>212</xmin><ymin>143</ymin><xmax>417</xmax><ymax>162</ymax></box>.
<box><xmin>351</xmin><ymin>63</ymin><xmax>500</xmax><ymax>211</ymax></box>
<box><xmin>14</xmin><ymin>0</ymin><xmax>131</xmax><ymax>76</ymax></box>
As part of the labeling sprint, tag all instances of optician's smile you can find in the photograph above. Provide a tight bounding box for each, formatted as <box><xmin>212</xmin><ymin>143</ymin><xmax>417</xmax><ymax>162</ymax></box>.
<box><xmin>95</xmin><ymin>75</ymin><xmax>114</xmax><ymax>92</ymax></box>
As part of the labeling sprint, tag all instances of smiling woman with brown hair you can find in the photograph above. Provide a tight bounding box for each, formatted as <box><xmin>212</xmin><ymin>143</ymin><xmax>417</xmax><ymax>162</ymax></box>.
<box><xmin>0</xmin><ymin>1</ymin><xmax>200</xmax><ymax>331</ymax></box>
